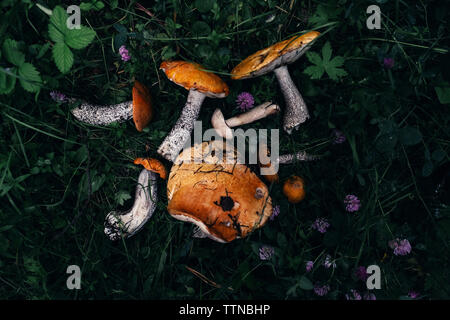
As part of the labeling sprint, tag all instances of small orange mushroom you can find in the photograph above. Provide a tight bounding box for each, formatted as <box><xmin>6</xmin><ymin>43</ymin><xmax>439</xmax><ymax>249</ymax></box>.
<box><xmin>282</xmin><ymin>175</ymin><xmax>306</xmax><ymax>204</ymax></box>
<box><xmin>132</xmin><ymin>80</ymin><xmax>153</xmax><ymax>132</ymax></box>
<box><xmin>134</xmin><ymin>157</ymin><xmax>167</xmax><ymax>179</ymax></box>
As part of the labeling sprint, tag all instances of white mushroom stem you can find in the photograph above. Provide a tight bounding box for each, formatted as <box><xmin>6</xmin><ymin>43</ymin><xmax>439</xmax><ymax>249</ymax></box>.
<box><xmin>104</xmin><ymin>169</ymin><xmax>158</xmax><ymax>241</ymax></box>
<box><xmin>71</xmin><ymin>100</ymin><xmax>133</xmax><ymax>126</ymax></box>
<box><xmin>212</xmin><ymin>102</ymin><xmax>280</xmax><ymax>139</ymax></box>
<box><xmin>157</xmin><ymin>89</ymin><xmax>206</xmax><ymax>162</ymax></box>
<box><xmin>273</xmin><ymin>65</ymin><xmax>309</xmax><ymax>134</ymax></box>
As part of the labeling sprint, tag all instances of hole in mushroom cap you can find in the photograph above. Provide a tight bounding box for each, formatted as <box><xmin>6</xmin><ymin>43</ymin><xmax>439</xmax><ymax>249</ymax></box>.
<box><xmin>216</xmin><ymin>196</ymin><xmax>235</xmax><ymax>211</ymax></box>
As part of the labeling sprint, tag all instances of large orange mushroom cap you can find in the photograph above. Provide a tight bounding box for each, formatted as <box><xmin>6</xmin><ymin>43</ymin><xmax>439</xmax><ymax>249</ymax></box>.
<box><xmin>160</xmin><ymin>60</ymin><xmax>230</xmax><ymax>98</ymax></box>
<box><xmin>231</xmin><ymin>31</ymin><xmax>321</xmax><ymax>80</ymax></box>
<box><xmin>132</xmin><ymin>80</ymin><xmax>153</xmax><ymax>131</ymax></box>
<box><xmin>167</xmin><ymin>141</ymin><xmax>272</xmax><ymax>243</ymax></box>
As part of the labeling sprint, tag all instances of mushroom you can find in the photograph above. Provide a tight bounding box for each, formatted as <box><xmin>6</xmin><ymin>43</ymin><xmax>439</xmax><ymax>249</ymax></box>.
<box><xmin>282</xmin><ymin>175</ymin><xmax>306</xmax><ymax>204</ymax></box>
<box><xmin>167</xmin><ymin>141</ymin><xmax>272</xmax><ymax>243</ymax></box>
<box><xmin>104</xmin><ymin>158</ymin><xmax>166</xmax><ymax>241</ymax></box>
<box><xmin>71</xmin><ymin>80</ymin><xmax>153</xmax><ymax>132</ymax></box>
<box><xmin>211</xmin><ymin>102</ymin><xmax>280</xmax><ymax>139</ymax></box>
<box><xmin>230</xmin><ymin>31</ymin><xmax>321</xmax><ymax>134</ymax></box>
<box><xmin>157</xmin><ymin>61</ymin><xmax>229</xmax><ymax>161</ymax></box>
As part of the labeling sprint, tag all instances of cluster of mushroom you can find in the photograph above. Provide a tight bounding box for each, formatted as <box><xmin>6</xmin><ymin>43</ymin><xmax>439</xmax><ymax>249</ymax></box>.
<box><xmin>71</xmin><ymin>31</ymin><xmax>321</xmax><ymax>243</ymax></box>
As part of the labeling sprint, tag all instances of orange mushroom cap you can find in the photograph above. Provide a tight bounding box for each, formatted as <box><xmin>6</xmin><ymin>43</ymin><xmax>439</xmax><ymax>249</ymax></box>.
<box><xmin>134</xmin><ymin>157</ymin><xmax>167</xmax><ymax>179</ymax></box>
<box><xmin>132</xmin><ymin>81</ymin><xmax>153</xmax><ymax>132</ymax></box>
<box><xmin>167</xmin><ymin>141</ymin><xmax>272</xmax><ymax>243</ymax></box>
<box><xmin>160</xmin><ymin>60</ymin><xmax>229</xmax><ymax>98</ymax></box>
<box><xmin>282</xmin><ymin>175</ymin><xmax>306</xmax><ymax>204</ymax></box>
<box><xmin>231</xmin><ymin>31</ymin><xmax>321</xmax><ymax>80</ymax></box>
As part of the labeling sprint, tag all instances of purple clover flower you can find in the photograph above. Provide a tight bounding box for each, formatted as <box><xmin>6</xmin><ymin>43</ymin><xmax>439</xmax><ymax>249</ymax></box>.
<box><xmin>345</xmin><ymin>289</ymin><xmax>362</xmax><ymax>300</ymax></box>
<box><xmin>344</xmin><ymin>194</ymin><xmax>361</xmax><ymax>213</ymax></box>
<box><xmin>259</xmin><ymin>245</ymin><xmax>274</xmax><ymax>260</ymax></box>
<box><xmin>313</xmin><ymin>284</ymin><xmax>330</xmax><ymax>296</ymax></box>
<box><xmin>383</xmin><ymin>57</ymin><xmax>395</xmax><ymax>69</ymax></box>
<box><xmin>388</xmin><ymin>238</ymin><xmax>412</xmax><ymax>256</ymax></box>
<box><xmin>332</xmin><ymin>129</ymin><xmax>346</xmax><ymax>144</ymax></box>
<box><xmin>355</xmin><ymin>266</ymin><xmax>368</xmax><ymax>281</ymax></box>
<box><xmin>363</xmin><ymin>292</ymin><xmax>377</xmax><ymax>300</ymax></box>
<box><xmin>236</xmin><ymin>92</ymin><xmax>254</xmax><ymax>111</ymax></box>
<box><xmin>408</xmin><ymin>290</ymin><xmax>420</xmax><ymax>299</ymax></box>
<box><xmin>306</xmin><ymin>261</ymin><xmax>314</xmax><ymax>272</ymax></box>
<box><xmin>312</xmin><ymin>217</ymin><xmax>330</xmax><ymax>234</ymax></box>
<box><xmin>50</xmin><ymin>91</ymin><xmax>67</xmax><ymax>103</ymax></box>
<box><xmin>270</xmin><ymin>205</ymin><xmax>280</xmax><ymax>221</ymax></box>
<box><xmin>119</xmin><ymin>45</ymin><xmax>131</xmax><ymax>62</ymax></box>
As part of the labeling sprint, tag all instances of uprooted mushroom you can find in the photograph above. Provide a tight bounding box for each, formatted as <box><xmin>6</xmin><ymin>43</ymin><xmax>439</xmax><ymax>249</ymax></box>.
<box><xmin>157</xmin><ymin>60</ymin><xmax>229</xmax><ymax>162</ymax></box>
<box><xmin>71</xmin><ymin>80</ymin><xmax>153</xmax><ymax>132</ymax></box>
<box><xmin>230</xmin><ymin>31</ymin><xmax>321</xmax><ymax>134</ymax></box>
<box><xmin>104</xmin><ymin>158</ymin><xmax>167</xmax><ymax>241</ymax></box>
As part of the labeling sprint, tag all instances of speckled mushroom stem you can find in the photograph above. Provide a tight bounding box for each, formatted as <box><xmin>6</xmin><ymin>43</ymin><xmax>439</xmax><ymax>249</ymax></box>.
<box><xmin>278</xmin><ymin>151</ymin><xmax>321</xmax><ymax>163</ymax></box>
<box><xmin>273</xmin><ymin>65</ymin><xmax>309</xmax><ymax>134</ymax></box>
<box><xmin>104</xmin><ymin>169</ymin><xmax>158</xmax><ymax>241</ymax></box>
<box><xmin>71</xmin><ymin>101</ymin><xmax>133</xmax><ymax>125</ymax></box>
<box><xmin>157</xmin><ymin>89</ymin><xmax>206</xmax><ymax>162</ymax></box>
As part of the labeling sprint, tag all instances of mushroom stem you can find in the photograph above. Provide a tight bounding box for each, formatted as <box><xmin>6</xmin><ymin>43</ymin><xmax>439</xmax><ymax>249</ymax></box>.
<box><xmin>157</xmin><ymin>89</ymin><xmax>206</xmax><ymax>162</ymax></box>
<box><xmin>278</xmin><ymin>151</ymin><xmax>321</xmax><ymax>163</ymax></box>
<box><xmin>273</xmin><ymin>65</ymin><xmax>309</xmax><ymax>134</ymax></box>
<box><xmin>212</xmin><ymin>102</ymin><xmax>280</xmax><ymax>139</ymax></box>
<box><xmin>104</xmin><ymin>169</ymin><xmax>158</xmax><ymax>241</ymax></box>
<box><xmin>71</xmin><ymin>101</ymin><xmax>133</xmax><ymax>126</ymax></box>
<box><xmin>226</xmin><ymin>102</ymin><xmax>280</xmax><ymax>127</ymax></box>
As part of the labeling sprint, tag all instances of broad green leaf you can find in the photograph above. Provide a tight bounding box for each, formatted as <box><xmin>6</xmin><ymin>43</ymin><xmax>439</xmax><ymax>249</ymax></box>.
<box><xmin>306</xmin><ymin>51</ymin><xmax>322</xmax><ymax>66</ymax></box>
<box><xmin>65</xmin><ymin>26</ymin><xmax>96</xmax><ymax>49</ymax></box>
<box><xmin>49</xmin><ymin>6</ymin><xmax>68</xmax><ymax>43</ymax></box>
<box><xmin>18</xmin><ymin>63</ymin><xmax>42</xmax><ymax>93</ymax></box>
<box><xmin>304</xmin><ymin>43</ymin><xmax>347</xmax><ymax>81</ymax></box>
<box><xmin>52</xmin><ymin>42</ymin><xmax>73</xmax><ymax>73</ymax></box>
<box><xmin>321</xmin><ymin>41</ymin><xmax>332</xmax><ymax>63</ymax></box>
<box><xmin>0</xmin><ymin>67</ymin><xmax>17</xmax><ymax>94</ymax></box>
<box><xmin>298</xmin><ymin>276</ymin><xmax>313</xmax><ymax>290</ymax></box>
<box><xmin>2</xmin><ymin>39</ymin><xmax>25</xmax><ymax>66</ymax></box>
<box><xmin>398</xmin><ymin>126</ymin><xmax>422</xmax><ymax>146</ymax></box>
<box><xmin>304</xmin><ymin>65</ymin><xmax>325</xmax><ymax>79</ymax></box>
<box><xmin>434</xmin><ymin>85</ymin><xmax>450</xmax><ymax>104</ymax></box>
<box><xmin>195</xmin><ymin>0</ymin><xmax>215</xmax><ymax>13</ymax></box>
<box><xmin>80</xmin><ymin>1</ymin><xmax>105</xmax><ymax>11</ymax></box>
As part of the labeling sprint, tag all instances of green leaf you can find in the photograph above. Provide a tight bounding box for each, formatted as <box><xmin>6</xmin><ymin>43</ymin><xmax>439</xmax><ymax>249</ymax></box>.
<box><xmin>435</xmin><ymin>85</ymin><xmax>450</xmax><ymax>104</ymax></box>
<box><xmin>195</xmin><ymin>0</ymin><xmax>215</xmax><ymax>13</ymax></box>
<box><xmin>298</xmin><ymin>276</ymin><xmax>313</xmax><ymax>290</ymax></box>
<box><xmin>52</xmin><ymin>42</ymin><xmax>73</xmax><ymax>73</ymax></box>
<box><xmin>306</xmin><ymin>51</ymin><xmax>322</xmax><ymax>66</ymax></box>
<box><xmin>115</xmin><ymin>190</ymin><xmax>131</xmax><ymax>206</ymax></box>
<box><xmin>321</xmin><ymin>41</ymin><xmax>332</xmax><ymax>63</ymax></box>
<box><xmin>304</xmin><ymin>65</ymin><xmax>325</xmax><ymax>79</ymax></box>
<box><xmin>18</xmin><ymin>63</ymin><xmax>42</xmax><ymax>93</ymax></box>
<box><xmin>65</xmin><ymin>26</ymin><xmax>96</xmax><ymax>49</ymax></box>
<box><xmin>398</xmin><ymin>126</ymin><xmax>423</xmax><ymax>146</ymax></box>
<box><xmin>80</xmin><ymin>1</ymin><xmax>105</xmax><ymax>11</ymax></box>
<box><xmin>0</xmin><ymin>67</ymin><xmax>17</xmax><ymax>94</ymax></box>
<box><xmin>2</xmin><ymin>39</ymin><xmax>25</xmax><ymax>67</ymax></box>
<box><xmin>304</xmin><ymin>42</ymin><xmax>347</xmax><ymax>81</ymax></box>
<box><xmin>49</xmin><ymin>6</ymin><xmax>68</xmax><ymax>43</ymax></box>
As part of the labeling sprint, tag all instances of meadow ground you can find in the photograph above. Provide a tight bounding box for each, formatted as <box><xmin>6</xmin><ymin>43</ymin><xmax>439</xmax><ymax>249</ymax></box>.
<box><xmin>0</xmin><ymin>0</ymin><xmax>449</xmax><ymax>299</ymax></box>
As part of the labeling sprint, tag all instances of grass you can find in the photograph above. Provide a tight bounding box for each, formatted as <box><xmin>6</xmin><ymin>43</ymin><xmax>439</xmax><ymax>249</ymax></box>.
<box><xmin>0</xmin><ymin>0</ymin><xmax>449</xmax><ymax>300</ymax></box>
